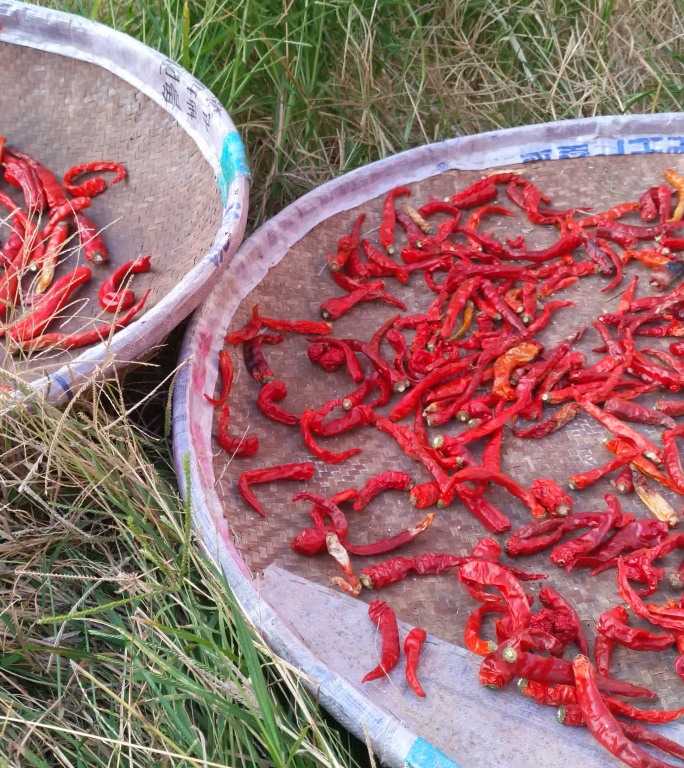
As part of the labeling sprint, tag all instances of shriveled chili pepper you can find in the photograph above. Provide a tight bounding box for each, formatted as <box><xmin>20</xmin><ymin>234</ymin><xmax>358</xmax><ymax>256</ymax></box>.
<box><xmin>572</xmin><ymin>654</ymin><xmax>677</xmax><ymax>768</ymax></box>
<box><xmin>529</xmin><ymin>478</ymin><xmax>573</xmax><ymax>518</ymax></box>
<box><xmin>63</xmin><ymin>161</ymin><xmax>126</xmax><ymax>198</ymax></box>
<box><xmin>97</xmin><ymin>254</ymin><xmax>151</xmax><ymax>312</ymax></box>
<box><xmin>12</xmin><ymin>289</ymin><xmax>151</xmax><ymax>353</ymax></box>
<box><xmin>238</xmin><ymin>462</ymin><xmax>315</xmax><ymax>517</ymax></box>
<box><xmin>378</xmin><ymin>188</ymin><xmax>411</xmax><ymax>253</ymax></box>
<box><xmin>605</xmin><ymin>397</ymin><xmax>676</xmax><ymax>429</ymax></box>
<box><xmin>464</xmin><ymin>601</ymin><xmax>507</xmax><ymax>656</ymax></box>
<box><xmin>205</xmin><ymin>350</ymin><xmax>234</xmax><ymax>407</ymax></box>
<box><xmin>4</xmin><ymin>147</ymin><xmax>68</xmax><ymax>209</ymax></box>
<box><xmin>598</xmin><ymin>604</ymin><xmax>676</xmax><ymax>651</ymax></box>
<box><xmin>352</xmin><ymin>471</ymin><xmax>414</xmax><ymax>511</ymax></box>
<box><xmin>458</xmin><ymin>561</ymin><xmax>530</xmax><ymax>633</ymax></box>
<box><xmin>440</xmin><ymin>467</ymin><xmax>544</xmax><ymax>518</ymax></box>
<box><xmin>313</xmin><ymin>404</ymin><xmax>375</xmax><ymax>437</ymax></box>
<box><xmin>512</xmin><ymin>402</ymin><xmax>580</xmax><ymax>439</ymax></box>
<box><xmin>613</xmin><ymin>464</ymin><xmax>635</xmax><ymax>494</ymax></box>
<box><xmin>655</xmin><ymin>399</ymin><xmax>684</xmax><ymax>417</ymax></box>
<box><xmin>299</xmin><ymin>407</ymin><xmax>362</xmax><ymax>464</ymax></box>
<box><xmin>576</xmin><ymin>396</ymin><xmax>664</xmax><ymax>464</ymax></box>
<box><xmin>3</xmin><ymin>153</ymin><xmax>46</xmax><ymax>212</ymax></box>
<box><xmin>256</xmin><ymin>380</ymin><xmax>299</xmax><ymax>425</ymax></box>
<box><xmin>359</xmin><ymin>552</ymin><xmax>463</xmax><ymax>589</ymax></box>
<box><xmin>551</xmin><ymin>496</ymin><xmax>627</xmax><ymax>570</ymax></box>
<box><xmin>216</xmin><ymin>403</ymin><xmax>259</xmax><ymax>458</ymax></box>
<box><xmin>408</xmin><ymin>481</ymin><xmax>441</xmax><ymax>508</ymax></box>
<box><xmin>326</xmin><ymin>532</ymin><xmax>362</xmax><ymax>597</ymax></box>
<box><xmin>68</xmin><ymin>210</ymin><xmax>108</xmax><ymax>265</ymax></box>
<box><xmin>343</xmin><ymin>513</ymin><xmax>435</xmax><ymax>557</ymax></box>
<box><xmin>362</xmin><ymin>600</ymin><xmax>401</xmax><ymax>683</ymax></box>
<box><xmin>9</xmin><ymin>265</ymin><xmax>91</xmax><ymax>343</ymax></box>
<box><xmin>537</xmin><ymin>585</ymin><xmax>589</xmax><ymax>655</ymax></box>
<box><xmin>632</xmin><ymin>473</ymin><xmax>679</xmax><ymax>528</ymax></box>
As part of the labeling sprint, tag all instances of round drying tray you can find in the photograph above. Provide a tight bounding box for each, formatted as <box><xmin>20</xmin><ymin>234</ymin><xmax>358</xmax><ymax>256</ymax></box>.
<box><xmin>0</xmin><ymin>0</ymin><xmax>249</xmax><ymax>405</ymax></box>
<box><xmin>174</xmin><ymin>114</ymin><xmax>684</xmax><ymax>768</ymax></box>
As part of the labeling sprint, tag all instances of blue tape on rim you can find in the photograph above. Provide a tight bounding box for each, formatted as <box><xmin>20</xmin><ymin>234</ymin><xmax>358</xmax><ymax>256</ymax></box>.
<box><xmin>218</xmin><ymin>130</ymin><xmax>250</xmax><ymax>205</ymax></box>
<box><xmin>405</xmin><ymin>738</ymin><xmax>461</xmax><ymax>768</ymax></box>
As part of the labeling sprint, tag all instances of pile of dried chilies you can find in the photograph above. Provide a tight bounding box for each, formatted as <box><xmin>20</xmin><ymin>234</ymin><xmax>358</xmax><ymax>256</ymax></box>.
<box><xmin>208</xmin><ymin>165</ymin><xmax>684</xmax><ymax>767</ymax></box>
<box><xmin>0</xmin><ymin>138</ymin><xmax>151</xmax><ymax>353</ymax></box>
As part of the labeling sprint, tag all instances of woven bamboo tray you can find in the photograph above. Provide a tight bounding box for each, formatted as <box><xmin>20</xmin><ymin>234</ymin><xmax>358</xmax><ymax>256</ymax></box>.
<box><xmin>0</xmin><ymin>0</ymin><xmax>249</xmax><ymax>404</ymax></box>
<box><xmin>174</xmin><ymin>114</ymin><xmax>684</xmax><ymax>768</ymax></box>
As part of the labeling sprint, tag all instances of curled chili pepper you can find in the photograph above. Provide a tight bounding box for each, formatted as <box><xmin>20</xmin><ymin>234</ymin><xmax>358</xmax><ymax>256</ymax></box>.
<box><xmin>63</xmin><ymin>161</ymin><xmax>126</xmax><ymax>198</ymax></box>
<box><xmin>238</xmin><ymin>463</ymin><xmax>316</xmax><ymax>518</ymax></box>
<box><xmin>352</xmin><ymin>471</ymin><xmax>414</xmax><ymax>511</ymax></box>
<box><xmin>97</xmin><ymin>254</ymin><xmax>151</xmax><ymax>312</ymax></box>
<box><xmin>216</xmin><ymin>403</ymin><xmax>259</xmax><ymax>458</ymax></box>
<box><xmin>205</xmin><ymin>350</ymin><xmax>234</xmax><ymax>408</ymax></box>
<box><xmin>256</xmin><ymin>380</ymin><xmax>299</xmax><ymax>425</ymax></box>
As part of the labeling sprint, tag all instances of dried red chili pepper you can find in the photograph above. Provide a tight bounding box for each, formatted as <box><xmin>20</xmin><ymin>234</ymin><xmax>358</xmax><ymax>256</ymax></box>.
<box><xmin>379</xmin><ymin>188</ymin><xmax>411</xmax><ymax>253</ymax></box>
<box><xmin>3</xmin><ymin>153</ymin><xmax>46</xmax><ymax>212</ymax></box>
<box><xmin>464</xmin><ymin>601</ymin><xmax>507</xmax><ymax>656</ymax></box>
<box><xmin>361</xmin><ymin>238</ymin><xmax>409</xmax><ymax>282</ymax></box>
<box><xmin>299</xmin><ymin>407</ymin><xmax>362</xmax><ymax>464</ymax></box>
<box><xmin>359</xmin><ymin>552</ymin><xmax>463</xmax><ymax>590</ymax></box>
<box><xmin>404</xmin><ymin>627</ymin><xmax>427</xmax><ymax>697</ymax></box>
<box><xmin>512</xmin><ymin>402</ymin><xmax>580</xmax><ymax>439</ymax></box>
<box><xmin>572</xmin><ymin>654</ymin><xmax>676</xmax><ymax>768</ymax></box>
<box><xmin>655</xmin><ymin>399</ymin><xmax>684</xmax><ymax>417</ymax></box>
<box><xmin>63</xmin><ymin>161</ymin><xmax>126</xmax><ymax>198</ymax></box>
<box><xmin>98</xmin><ymin>254</ymin><xmax>151</xmax><ymax>312</ymax></box>
<box><xmin>256</xmin><ymin>380</ymin><xmax>299</xmax><ymax>425</ymax></box>
<box><xmin>9</xmin><ymin>265</ymin><xmax>91</xmax><ymax>343</ymax></box>
<box><xmin>216</xmin><ymin>403</ymin><xmax>259</xmax><ymax>458</ymax></box>
<box><xmin>12</xmin><ymin>289</ymin><xmax>151</xmax><ymax>353</ymax></box>
<box><xmin>73</xmin><ymin>211</ymin><xmax>109</xmax><ymax>264</ymax></box>
<box><xmin>238</xmin><ymin>462</ymin><xmax>315</xmax><ymax>518</ymax></box>
<box><xmin>605</xmin><ymin>397</ymin><xmax>676</xmax><ymax>429</ymax></box>
<box><xmin>325</xmin><ymin>532</ymin><xmax>362</xmax><ymax>596</ymax></box>
<box><xmin>205</xmin><ymin>350</ymin><xmax>234</xmax><ymax>407</ymax></box>
<box><xmin>343</xmin><ymin>513</ymin><xmax>435</xmax><ymax>557</ymax></box>
<box><xmin>408</xmin><ymin>481</ymin><xmax>442</xmax><ymax>508</ymax></box>
<box><xmin>458</xmin><ymin>561</ymin><xmax>530</xmax><ymax>633</ymax></box>
<box><xmin>243</xmin><ymin>333</ymin><xmax>281</xmax><ymax>385</ymax></box>
<box><xmin>352</xmin><ymin>471</ymin><xmax>414</xmax><ymax>511</ymax></box>
<box><xmin>362</xmin><ymin>600</ymin><xmax>401</xmax><ymax>683</ymax></box>
<box><xmin>529</xmin><ymin>478</ymin><xmax>573</xmax><ymax>518</ymax></box>
<box><xmin>313</xmin><ymin>404</ymin><xmax>375</xmax><ymax>437</ymax></box>
<box><xmin>598</xmin><ymin>605</ymin><xmax>676</xmax><ymax>651</ymax></box>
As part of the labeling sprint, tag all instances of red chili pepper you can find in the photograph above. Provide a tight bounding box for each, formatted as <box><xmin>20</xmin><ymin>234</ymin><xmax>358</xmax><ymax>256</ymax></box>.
<box><xmin>4</xmin><ymin>147</ymin><xmax>68</xmax><ymax>209</ymax></box>
<box><xmin>12</xmin><ymin>289</ymin><xmax>151</xmax><ymax>353</ymax></box>
<box><xmin>243</xmin><ymin>333</ymin><xmax>282</xmax><ymax>385</ymax></box>
<box><xmin>361</xmin><ymin>238</ymin><xmax>409</xmax><ymax>282</ymax></box>
<box><xmin>576</xmin><ymin>396</ymin><xmax>664</xmax><ymax>464</ymax></box>
<box><xmin>604</xmin><ymin>397</ymin><xmax>676</xmax><ymax>429</ymax></box>
<box><xmin>464</xmin><ymin>601</ymin><xmax>507</xmax><ymax>656</ymax></box>
<box><xmin>404</xmin><ymin>627</ymin><xmax>427</xmax><ymax>697</ymax></box>
<box><xmin>205</xmin><ymin>350</ymin><xmax>234</xmax><ymax>407</ymax></box>
<box><xmin>352</xmin><ymin>471</ymin><xmax>414</xmax><ymax>511</ymax></box>
<box><xmin>537</xmin><ymin>586</ymin><xmax>589</xmax><ymax>655</ymax></box>
<box><xmin>63</xmin><ymin>161</ymin><xmax>126</xmax><ymax>198</ymax></box>
<box><xmin>362</xmin><ymin>600</ymin><xmax>401</xmax><ymax>683</ymax></box>
<box><xmin>73</xmin><ymin>210</ymin><xmax>109</xmax><ymax>264</ymax></box>
<box><xmin>299</xmin><ymin>408</ymin><xmax>362</xmax><ymax>464</ymax></box>
<box><xmin>408</xmin><ymin>481</ymin><xmax>442</xmax><ymax>508</ymax></box>
<box><xmin>512</xmin><ymin>402</ymin><xmax>580</xmax><ymax>439</ymax></box>
<box><xmin>359</xmin><ymin>552</ymin><xmax>463</xmax><ymax>589</ymax></box>
<box><xmin>9</xmin><ymin>266</ymin><xmax>91</xmax><ymax>343</ymax></box>
<box><xmin>3</xmin><ymin>154</ymin><xmax>46</xmax><ymax>212</ymax></box>
<box><xmin>292</xmin><ymin>492</ymin><xmax>349</xmax><ymax>540</ymax></box>
<box><xmin>598</xmin><ymin>604</ymin><xmax>676</xmax><ymax>651</ymax></box>
<box><xmin>260</xmin><ymin>316</ymin><xmax>332</xmax><ymax>336</ymax></box>
<box><xmin>225</xmin><ymin>305</ymin><xmax>262</xmax><ymax>345</ymax></box>
<box><xmin>98</xmin><ymin>254</ymin><xmax>151</xmax><ymax>312</ymax></box>
<box><xmin>342</xmin><ymin>513</ymin><xmax>435</xmax><ymax>556</ymax></box>
<box><xmin>256</xmin><ymin>380</ymin><xmax>299</xmax><ymax>425</ymax></box>
<box><xmin>379</xmin><ymin>188</ymin><xmax>411</xmax><ymax>253</ymax></box>
<box><xmin>216</xmin><ymin>403</ymin><xmax>259</xmax><ymax>458</ymax></box>
<box><xmin>458</xmin><ymin>561</ymin><xmax>530</xmax><ymax>633</ymax></box>
<box><xmin>238</xmin><ymin>462</ymin><xmax>316</xmax><ymax>517</ymax></box>
<box><xmin>572</xmin><ymin>655</ymin><xmax>674</xmax><ymax>768</ymax></box>
<box><xmin>655</xmin><ymin>399</ymin><xmax>684</xmax><ymax>417</ymax></box>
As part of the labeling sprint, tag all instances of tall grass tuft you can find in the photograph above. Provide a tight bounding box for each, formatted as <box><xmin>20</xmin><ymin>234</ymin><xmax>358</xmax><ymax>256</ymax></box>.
<box><xmin>0</xmin><ymin>380</ymin><xmax>362</xmax><ymax>767</ymax></box>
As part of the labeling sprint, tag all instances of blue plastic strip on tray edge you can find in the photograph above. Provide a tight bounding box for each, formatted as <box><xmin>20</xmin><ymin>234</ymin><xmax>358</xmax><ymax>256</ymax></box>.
<box><xmin>218</xmin><ymin>130</ymin><xmax>251</xmax><ymax>204</ymax></box>
<box><xmin>405</xmin><ymin>738</ymin><xmax>462</xmax><ymax>768</ymax></box>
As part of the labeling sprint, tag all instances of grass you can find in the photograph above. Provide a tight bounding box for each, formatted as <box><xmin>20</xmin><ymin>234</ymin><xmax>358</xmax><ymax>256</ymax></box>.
<box><xmin>2</xmin><ymin>0</ymin><xmax>683</xmax><ymax>766</ymax></box>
